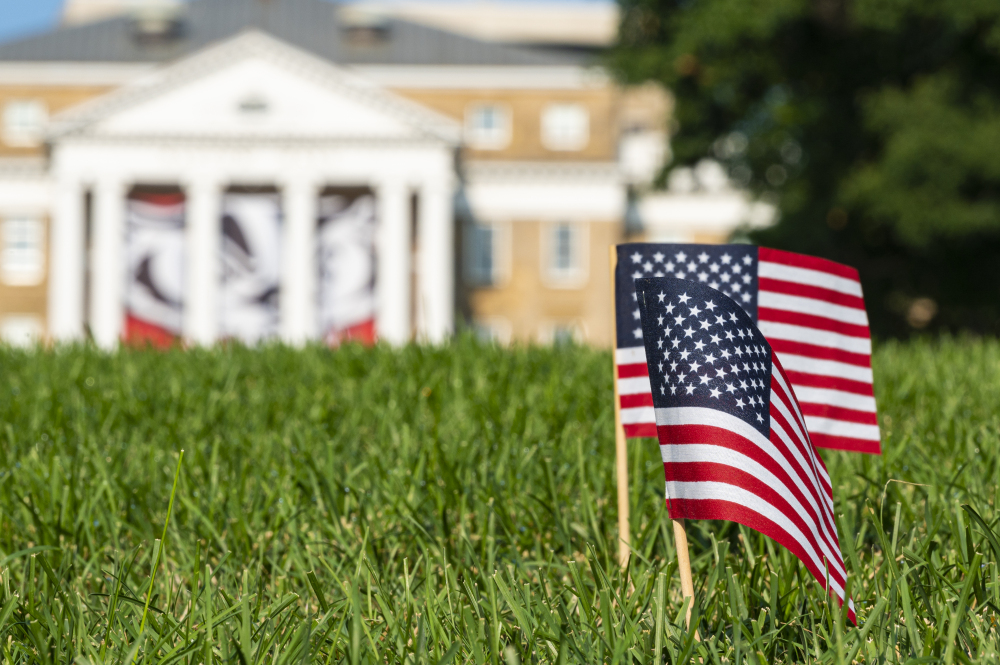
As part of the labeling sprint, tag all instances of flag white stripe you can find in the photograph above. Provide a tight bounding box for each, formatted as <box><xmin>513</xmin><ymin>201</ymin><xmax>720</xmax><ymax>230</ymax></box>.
<box><xmin>770</xmin><ymin>382</ymin><xmax>838</xmax><ymax>525</ymax></box>
<box><xmin>665</xmin><ymin>480</ymin><xmax>846</xmax><ymax>600</ymax></box>
<box><xmin>769</xmin><ymin>389</ymin><xmax>836</xmax><ymax>517</ymax></box>
<box><xmin>794</xmin><ymin>386</ymin><xmax>877</xmax><ymax>412</ymax></box>
<box><xmin>769</xmin><ymin>379</ymin><xmax>812</xmax><ymax>455</ymax></box>
<box><xmin>803</xmin><ymin>416</ymin><xmax>881</xmax><ymax>441</ymax></box>
<box><xmin>661</xmin><ymin>423</ymin><xmax>829</xmax><ymax>548</ymax></box>
<box><xmin>661</xmin><ymin>444</ymin><xmax>846</xmax><ymax>577</ymax></box>
<box><xmin>615</xmin><ymin>346</ymin><xmax>647</xmax><ymax>364</ymax></box>
<box><xmin>774</xmin><ymin>370</ymin><xmax>834</xmax><ymax>492</ymax></box>
<box><xmin>621</xmin><ymin>406</ymin><xmax>655</xmax><ymax>425</ymax></box>
<box><xmin>758</xmin><ymin>291</ymin><xmax>869</xmax><ymax>326</ymax></box>
<box><xmin>776</xmin><ymin>353</ymin><xmax>874</xmax><ymax>383</ymax></box>
<box><xmin>618</xmin><ymin>377</ymin><xmax>652</xmax><ymax>395</ymax></box>
<box><xmin>769</xmin><ymin>364</ymin><xmax>832</xmax><ymax>487</ymax></box>
<box><xmin>654</xmin><ymin>406</ymin><xmax>845</xmax><ymax>579</ymax></box>
<box><xmin>768</xmin><ymin>407</ymin><xmax>840</xmax><ymax>542</ymax></box>
<box><xmin>759</xmin><ymin>260</ymin><xmax>863</xmax><ymax>297</ymax></box>
<box><xmin>757</xmin><ymin>320</ymin><xmax>872</xmax><ymax>354</ymax></box>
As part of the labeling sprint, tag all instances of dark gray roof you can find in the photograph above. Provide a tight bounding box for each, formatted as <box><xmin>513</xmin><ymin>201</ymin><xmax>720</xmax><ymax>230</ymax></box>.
<box><xmin>0</xmin><ymin>0</ymin><xmax>589</xmax><ymax>67</ymax></box>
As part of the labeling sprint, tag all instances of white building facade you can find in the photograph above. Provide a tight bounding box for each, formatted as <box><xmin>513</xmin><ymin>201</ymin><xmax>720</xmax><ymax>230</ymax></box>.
<box><xmin>0</xmin><ymin>0</ymin><xmax>771</xmax><ymax>348</ymax></box>
<box><xmin>45</xmin><ymin>32</ymin><xmax>458</xmax><ymax>348</ymax></box>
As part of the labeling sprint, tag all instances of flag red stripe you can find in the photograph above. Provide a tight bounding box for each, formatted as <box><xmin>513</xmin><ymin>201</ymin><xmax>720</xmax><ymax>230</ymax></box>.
<box><xmin>660</xmin><ymin>403</ymin><xmax>838</xmax><ymax>539</ymax></box>
<box><xmin>809</xmin><ymin>432</ymin><xmax>882</xmax><ymax>454</ymax></box>
<box><xmin>617</xmin><ymin>363</ymin><xmax>650</xmax><ymax>378</ymax></box>
<box><xmin>664</xmin><ymin>461</ymin><xmax>842</xmax><ymax>574</ymax></box>
<box><xmin>784</xmin><ymin>370</ymin><xmax>875</xmax><ymax>397</ymax></box>
<box><xmin>620</xmin><ymin>393</ymin><xmax>654</xmax><ymax>409</ymax></box>
<box><xmin>798</xmin><ymin>403</ymin><xmax>880</xmax><ymax>425</ymax></box>
<box><xmin>759</xmin><ymin>247</ymin><xmax>860</xmax><ymax>282</ymax></box>
<box><xmin>759</xmin><ymin>278</ymin><xmax>866</xmax><ymax>311</ymax></box>
<box><xmin>659</xmin><ymin>432</ymin><xmax>841</xmax><ymax>563</ymax></box>
<box><xmin>768</xmin><ymin>392</ymin><xmax>839</xmax><ymax>532</ymax></box>
<box><xmin>664</xmin><ymin>496</ymin><xmax>854</xmax><ymax>623</ymax></box>
<box><xmin>771</xmin><ymin>359</ymin><xmax>839</xmax><ymax>515</ymax></box>
<box><xmin>758</xmin><ymin>307</ymin><xmax>871</xmax><ymax>339</ymax></box>
<box><xmin>770</xmin><ymin>360</ymin><xmax>817</xmax><ymax>454</ymax></box>
<box><xmin>624</xmin><ymin>423</ymin><xmax>656</xmax><ymax>438</ymax></box>
<box><xmin>769</xmin><ymin>338</ymin><xmax>872</xmax><ymax>369</ymax></box>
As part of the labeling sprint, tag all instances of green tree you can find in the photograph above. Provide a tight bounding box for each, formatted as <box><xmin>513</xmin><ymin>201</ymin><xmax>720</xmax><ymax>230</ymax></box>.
<box><xmin>611</xmin><ymin>0</ymin><xmax>1000</xmax><ymax>335</ymax></box>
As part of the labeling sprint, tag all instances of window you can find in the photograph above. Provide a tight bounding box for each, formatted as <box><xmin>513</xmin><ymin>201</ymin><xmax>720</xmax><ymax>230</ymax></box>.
<box><xmin>465</xmin><ymin>223</ymin><xmax>495</xmax><ymax>285</ymax></box>
<box><xmin>2</xmin><ymin>218</ymin><xmax>44</xmax><ymax>285</ymax></box>
<box><xmin>553</xmin><ymin>224</ymin><xmax>574</xmax><ymax>272</ymax></box>
<box><xmin>464</xmin><ymin>222</ymin><xmax>507</xmax><ymax>286</ymax></box>
<box><xmin>538</xmin><ymin>321</ymin><xmax>585</xmax><ymax>345</ymax></box>
<box><xmin>473</xmin><ymin>317</ymin><xmax>511</xmax><ymax>345</ymax></box>
<box><xmin>0</xmin><ymin>315</ymin><xmax>43</xmax><ymax>347</ymax></box>
<box><xmin>552</xmin><ymin>325</ymin><xmax>578</xmax><ymax>346</ymax></box>
<box><xmin>541</xmin><ymin>103</ymin><xmax>589</xmax><ymax>151</ymax></box>
<box><xmin>2</xmin><ymin>100</ymin><xmax>47</xmax><ymax>147</ymax></box>
<box><xmin>465</xmin><ymin>103</ymin><xmax>511</xmax><ymax>150</ymax></box>
<box><xmin>543</xmin><ymin>222</ymin><xmax>587</xmax><ymax>286</ymax></box>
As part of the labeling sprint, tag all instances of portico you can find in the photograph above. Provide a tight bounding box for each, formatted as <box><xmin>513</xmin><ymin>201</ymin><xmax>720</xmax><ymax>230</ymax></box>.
<box><xmin>45</xmin><ymin>31</ymin><xmax>460</xmax><ymax>348</ymax></box>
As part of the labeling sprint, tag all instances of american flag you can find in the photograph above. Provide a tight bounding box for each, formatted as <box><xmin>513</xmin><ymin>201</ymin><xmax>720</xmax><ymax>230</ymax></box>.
<box><xmin>635</xmin><ymin>276</ymin><xmax>855</xmax><ymax>621</ymax></box>
<box><xmin>615</xmin><ymin>243</ymin><xmax>880</xmax><ymax>455</ymax></box>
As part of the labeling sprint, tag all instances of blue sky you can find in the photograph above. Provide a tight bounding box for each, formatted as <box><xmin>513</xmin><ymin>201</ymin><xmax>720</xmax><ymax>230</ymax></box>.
<box><xmin>0</xmin><ymin>0</ymin><xmax>64</xmax><ymax>45</ymax></box>
<box><xmin>0</xmin><ymin>0</ymin><xmax>611</xmax><ymax>46</ymax></box>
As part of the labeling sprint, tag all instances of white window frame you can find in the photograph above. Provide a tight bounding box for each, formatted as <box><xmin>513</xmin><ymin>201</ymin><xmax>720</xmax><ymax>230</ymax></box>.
<box><xmin>540</xmin><ymin>103</ymin><xmax>590</xmax><ymax>152</ymax></box>
<box><xmin>464</xmin><ymin>103</ymin><xmax>512</xmax><ymax>150</ymax></box>
<box><xmin>464</xmin><ymin>221</ymin><xmax>509</xmax><ymax>287</ymax></box>
<box><xmin>2</xmin><ymin>100</ymin><xmax>47</xmax><ymax>147</ymax></box>
<box><xmin>1</xmin><ymin>217</ymin><xmax>45</xmax><ymax>286</ymax></box>
<box><xmin>541</xmin><ymin>221</ymin><xmax>588</xmax><ymax>288</ymax></box>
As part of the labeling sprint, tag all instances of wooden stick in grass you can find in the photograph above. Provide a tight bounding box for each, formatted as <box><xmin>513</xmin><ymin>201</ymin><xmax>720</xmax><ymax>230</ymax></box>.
<box><xmin>609</xmin><ymin>245</ymin><xmax>631</xmax><ymax>568</ymax></box>
<box><xmin>138</xmin><ymin>449</ymin><xmax>185</xmax><ymax>642</ymax></box>
<box><xmin>672</xmin><ymin>518</ymin><xmax>695</xmax><ymax>627</ymax></box>
<box><xmin>610</xmin><ymin>244</ymin><xmax>696</xmax><ymax>628</ymax></box>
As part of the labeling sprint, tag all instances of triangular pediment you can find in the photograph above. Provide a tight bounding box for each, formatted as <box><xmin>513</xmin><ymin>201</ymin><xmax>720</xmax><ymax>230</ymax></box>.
<box><xmin>52</xmin><ymin>30</ymin><xmax>460</xmax><ymax>144</ymax></box>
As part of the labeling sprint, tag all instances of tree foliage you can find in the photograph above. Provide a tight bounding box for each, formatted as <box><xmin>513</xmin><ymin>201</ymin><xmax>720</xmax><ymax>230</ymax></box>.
<box><xmin>611</xmin><ymin>0</ymin><xmax>1000</xmax><ymax>335</ymax></box>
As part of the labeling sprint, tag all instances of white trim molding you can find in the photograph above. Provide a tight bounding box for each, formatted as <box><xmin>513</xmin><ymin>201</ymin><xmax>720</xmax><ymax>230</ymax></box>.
<box><xmin>0</xmin><ymin>62</ymin><xmax>154</xmax><ymax>86</ymax></box>
<box><xmin>463</xmin><ymin>160</ymin><xmax>625</xmax><ymax>222</ymax></box>
<box><xmin>354</xmin><ymin>65</ymin><xmax>610</xmax><ymax>90</ymax></box>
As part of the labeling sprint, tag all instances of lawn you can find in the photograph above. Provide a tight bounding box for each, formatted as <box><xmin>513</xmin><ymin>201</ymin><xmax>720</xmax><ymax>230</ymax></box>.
<box><xmin>0</xmin><ymin>335</ymin><xmax>997</xmax><ymax>663</ymax></box>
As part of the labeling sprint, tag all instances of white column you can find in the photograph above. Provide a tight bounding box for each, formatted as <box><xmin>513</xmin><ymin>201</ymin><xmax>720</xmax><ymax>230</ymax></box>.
<box><xmin>417</xmin><ymin>177</ymin><xmax>454</xmax><ymax>343</ymax></box>
<box><xmin>184</xmin><ymin>178</ymin><xmax>221</xmax><ymax>346</ymax></box>
<box><xmin>375</xmin><ymin>178</ymin><xmax>411</xmax><ymax>344</ymax></box>
<box><xmin>280</xmin><ymin>178</ymin><xmax>317</xmax><ymax>345</ymax></box>
<box><xmin>48</xmin><ymin>178</ymin><xmax>86</xmax><ymax>342</ymax></box>
<box><xmin>89</xmin><ymin>178</ymin><xmax>126</xmax><ymax>349</ymax></box>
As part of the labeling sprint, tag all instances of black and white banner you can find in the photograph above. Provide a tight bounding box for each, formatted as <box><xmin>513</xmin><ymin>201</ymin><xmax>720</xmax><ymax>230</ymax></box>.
<box><xmin>122</xmin><ymin>189</ymin><xmax>378</xmax><ymax>346</ymax></box>
<box><xmin>220</xmin><ymin>192</ymin><xmax>283</xmax><ymax>344</ymax></box>
<box><xmin>124</xmin><ymin>192</ymin><xmax>185</xmax><ymax>346</ymax></box>
<box><xmin>317</xmin><ymin>189</ymin><xmax>377</xmax><ymax>345</ymax></box>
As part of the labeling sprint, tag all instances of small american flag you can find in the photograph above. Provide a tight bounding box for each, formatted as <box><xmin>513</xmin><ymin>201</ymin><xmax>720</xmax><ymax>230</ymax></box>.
<box><xmin>635</xmin><ymin>276</ymin><xmax>855</xmax><ymax>621</ymax></box>
<box><xmin>615</xmin><ymin>243</ymin><xmax>880</xmax><ymax>455</ymax></box>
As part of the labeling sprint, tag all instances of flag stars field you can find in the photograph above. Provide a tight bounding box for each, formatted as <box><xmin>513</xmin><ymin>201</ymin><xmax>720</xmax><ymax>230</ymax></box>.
<box><xmin>646</xmin><ymin>290</ymin><xmax>771</xmax><ymax>426</ymax></box>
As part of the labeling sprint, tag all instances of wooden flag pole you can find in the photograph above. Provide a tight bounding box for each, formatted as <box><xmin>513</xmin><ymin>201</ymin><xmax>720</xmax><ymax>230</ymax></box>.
<box><xmin>672</xmin><ymin>518</ymin><xmax>695</xmax><ymax>627</ymax></box>
<box><xmin>611</xmin><ymin>244</ymin><xmax>697</xmax><ymax>627</ymax></box>
<box><xmin>609</xmin><ymin>245</ymin><xmax>631</xmax><ymax>568</ymax></box>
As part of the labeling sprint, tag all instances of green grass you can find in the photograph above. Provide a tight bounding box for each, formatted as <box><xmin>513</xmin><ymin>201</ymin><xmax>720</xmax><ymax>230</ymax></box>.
<box><xmin>0</xmin><ymin>334</ymin><xmax>998</xmax><ymax>663</ymax></box>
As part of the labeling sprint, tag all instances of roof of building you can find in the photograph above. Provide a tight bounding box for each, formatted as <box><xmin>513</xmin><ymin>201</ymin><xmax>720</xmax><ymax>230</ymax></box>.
<box><xmin>0</xmin><ymin>0</ymin><xmax>591</xmax><ymax>67</ymax></box>
<box><xmin>360</xmin><ymin>2</ymin><xmax>617</xmax><ymax>47</ymax></box>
